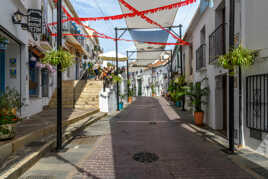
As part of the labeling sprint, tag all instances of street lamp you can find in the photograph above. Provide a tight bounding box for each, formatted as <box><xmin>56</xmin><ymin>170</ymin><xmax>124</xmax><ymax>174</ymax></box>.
<box><xmin>12</xmin><ymin>9</ymin><xmax>28</xmax><ymax>30</ymax></box>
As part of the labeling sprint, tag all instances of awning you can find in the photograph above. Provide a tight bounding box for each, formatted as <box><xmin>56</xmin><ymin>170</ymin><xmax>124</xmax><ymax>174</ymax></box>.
<box><xmin>99</xmin><ymin>51</ymin><xmax>128</xmax><ymax>61</ymax></box>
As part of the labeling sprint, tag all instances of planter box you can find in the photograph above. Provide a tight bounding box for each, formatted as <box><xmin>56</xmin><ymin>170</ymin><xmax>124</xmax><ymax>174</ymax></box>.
<box><xmin>0</xmin><ymin>124</ymin><xmax>16</xmax><ymax>140</ymax></box>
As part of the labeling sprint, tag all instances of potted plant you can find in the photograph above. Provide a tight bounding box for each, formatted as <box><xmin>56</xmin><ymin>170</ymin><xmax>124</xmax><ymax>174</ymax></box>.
<box><xmin>42</xmin><ymin>49</ymin><xmax>75</xmax><ymax>71</ymax></box>
<box><xmin>185</xmin><ymin>80</ymin><xmax>209</xmax><ymax>125</ymax></box>
<box><xmin>119</xmin><ymin>94</ymin><xmax>125</xmax><ymax>110</ymax></box>
<box><xmin>218</xmin><ymin>45</ymin><xmax>259</xmax><ymax>74</ymax></box>
<box><xmin>151</xmin><ymin>84</ymin><xmax>156</xmax><ymax>96</ymax></box>
<box><xmin>174</xmin><ymin>76</ymin><xmax>186</xmax><ymax>107</ymax></box>
<box><xmin>128</xmin><ymin>88</ymin><xmax>134</xmax><ymax>103</ymax></box>
<box><xmin>0</xmin><ymin>88</ymin><xmax>23</xmax><ymax>140</ymax></box>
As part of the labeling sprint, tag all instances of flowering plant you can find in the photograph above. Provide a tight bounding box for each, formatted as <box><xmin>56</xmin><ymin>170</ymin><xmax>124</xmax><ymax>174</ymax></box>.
<box><xmin>0</xmin><ymin>115</ymin><xmax>20</xmax><ymax>125</ymax></box>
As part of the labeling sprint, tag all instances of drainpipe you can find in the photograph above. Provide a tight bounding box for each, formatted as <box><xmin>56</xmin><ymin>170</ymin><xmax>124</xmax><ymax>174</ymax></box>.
<box><xmin>56</xmin><ymin>0</ymin><xmax>63</xmax><ymax>150</ymax></box>
<box><xmin>179</xmin><ymin>24</ymin><xmax>185</xmax><ymax>111</ymax></box>
<box><xmin>228</xmin><ymin>0</ymin><xmax>235</xmax><ymax>153</ymax></box>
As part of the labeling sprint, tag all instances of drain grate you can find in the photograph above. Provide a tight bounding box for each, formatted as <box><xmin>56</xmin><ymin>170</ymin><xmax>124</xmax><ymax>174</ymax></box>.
<box><xmin>133</xmin><ymin>152</ymin><xmax>159</xmax><ymax>163</ymax></box>
<box><xmin>149</xmin><ymin>121</ymin><xmax>157</xmax><ymax>125</ymax></box>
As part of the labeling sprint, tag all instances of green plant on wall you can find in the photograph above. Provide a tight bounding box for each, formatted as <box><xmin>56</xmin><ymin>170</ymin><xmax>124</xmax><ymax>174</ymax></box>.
<box><xmin>218</xmin><ymin>45</ymin><xmax>259</xmax><ymax>74</ymax></box>
<box><xmin>42</xmin><ymin>49</ymin><xmax>75</xmax><ymax>71</ymax></box>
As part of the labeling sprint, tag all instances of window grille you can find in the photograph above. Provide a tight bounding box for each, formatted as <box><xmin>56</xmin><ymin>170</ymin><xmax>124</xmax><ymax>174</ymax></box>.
<box><xmin>246</xmin><ymin>74</ymin><xmax>268</xmax><ymax>132</ymax></box>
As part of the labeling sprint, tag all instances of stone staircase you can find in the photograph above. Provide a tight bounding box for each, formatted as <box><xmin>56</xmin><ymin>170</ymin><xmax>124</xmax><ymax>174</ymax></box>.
<box><xmin>49</xmin><ymin>80</ymin><xmax>103</xmax><ymax>109</ymax></box>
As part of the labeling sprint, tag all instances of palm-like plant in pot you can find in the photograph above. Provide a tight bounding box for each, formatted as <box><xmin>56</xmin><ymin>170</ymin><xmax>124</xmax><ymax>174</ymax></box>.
<box><xmin>185</xmin><ymin>81</ymin><xmax>209</xmax><ymax>125</ymax></box>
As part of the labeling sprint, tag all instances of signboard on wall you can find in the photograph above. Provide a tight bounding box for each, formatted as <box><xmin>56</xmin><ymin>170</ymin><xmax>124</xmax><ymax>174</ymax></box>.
<box><xmin>28</xmin><ymin>9</ymin><xmax>42</xmax><ymax>33</ymax></box>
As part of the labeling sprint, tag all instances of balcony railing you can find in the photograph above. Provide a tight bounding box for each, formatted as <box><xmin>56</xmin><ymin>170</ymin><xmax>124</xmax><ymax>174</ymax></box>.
<box><xmin>209</xmin><ymin>23</ymin><xmax>226</xmax><ymax>63</ymax></box>
<box><xmin>196</xmin><ymin>44</ymin><xmax>206</xmax><ymax>71</ymax></box>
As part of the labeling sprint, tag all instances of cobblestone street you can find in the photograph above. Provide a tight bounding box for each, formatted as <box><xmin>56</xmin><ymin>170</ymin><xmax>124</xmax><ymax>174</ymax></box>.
<box><xmin>21</xmin><ymin>97</ymin><xmax>254</xmax><ymax>179</ymax></box>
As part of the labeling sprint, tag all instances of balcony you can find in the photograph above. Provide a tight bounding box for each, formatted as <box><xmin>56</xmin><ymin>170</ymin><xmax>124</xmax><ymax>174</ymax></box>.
<box><xmin>196</xmin><ymin>44</ymin><xmax>206</xmax><ymax>71</ymax></box>
<box><xmin>209</xmin><ymin>23</ymin><xmax>226</xmax><ymax>63</ymax></box>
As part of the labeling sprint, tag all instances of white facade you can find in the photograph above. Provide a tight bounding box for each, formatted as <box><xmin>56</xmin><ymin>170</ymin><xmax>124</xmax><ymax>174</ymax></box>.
<box><xmin>0</xmin><ymin>0</ymin><xmax>100</xmax><ymax>117</ymax></box>
<box><xmin>183</xmin><ymin>0</ymin><xmax>268</xmax><ymax>156</ymax></box>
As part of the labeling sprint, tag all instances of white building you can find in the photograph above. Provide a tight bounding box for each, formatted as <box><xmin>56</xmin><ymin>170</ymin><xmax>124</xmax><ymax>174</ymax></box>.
<box><xmin>182</xmin><ymin>0</ymin><xmax>268</xmax><ymax>155</ymax></box>
<box><xmin>0</xmin><ymin>0</ymin><xmax>100</xmax><ymax>117</ymax></box>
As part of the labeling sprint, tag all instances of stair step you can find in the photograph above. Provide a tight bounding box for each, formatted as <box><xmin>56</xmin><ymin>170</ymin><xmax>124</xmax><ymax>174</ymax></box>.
<box><xmin>0</xmin><ymin>110</ymin><xmax>106</xmax><ymax>179</ymax></box>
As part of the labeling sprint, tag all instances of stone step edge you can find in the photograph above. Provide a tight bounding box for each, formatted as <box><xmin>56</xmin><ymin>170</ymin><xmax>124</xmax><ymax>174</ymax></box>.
<box><xmin>0</xmin><ymin>109</ymin><xmax>100</xmax><ymax>165</ymax></box>
<box><xmin>1</xmin><ymin>112</ymin><xmax>107</xmax><ymax>179</ymax></box>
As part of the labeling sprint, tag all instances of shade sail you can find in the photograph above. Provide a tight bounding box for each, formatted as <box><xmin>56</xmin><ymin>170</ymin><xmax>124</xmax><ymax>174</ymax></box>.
<box><xmin>118</xmin><ymin>0</ymin><xmax>181</xmax><ymax>64</ymax></box>
<box><xmin>118</xmin><ymin>0</ymin><xmax>180</xmax><ymax>29</ymax></box>
<box><xmin>129</xmin><ymin>30</ymin><xmax>169</xmax><ymax>43</ymax></box>
<box><xmin>99</xmin><ymin>51</ymin><xmax>127</xmax><ymax>61</ymax></box>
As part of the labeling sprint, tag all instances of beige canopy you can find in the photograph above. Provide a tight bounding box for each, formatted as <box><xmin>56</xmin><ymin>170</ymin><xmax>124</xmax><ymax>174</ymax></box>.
<box><xmin>99</xmin><ymin>51</ymin><xmax>128</xmax><ymax>61</ymax></box>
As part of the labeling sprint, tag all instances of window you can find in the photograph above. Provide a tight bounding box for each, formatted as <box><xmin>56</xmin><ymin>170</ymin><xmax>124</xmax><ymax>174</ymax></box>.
<box><xmin>29</xmin><ymin>53</ymin><xmax>40</xmax><ymax>97</ymax></box>
<box><xmin>200</xmin><ymin>26</ymin><xmax>206</xmax><ymax>44</ymax></box>
<box><xmin>246</xmin><ymin>74</ymin><xmax>268</xmax><ymax>132</ymax></box>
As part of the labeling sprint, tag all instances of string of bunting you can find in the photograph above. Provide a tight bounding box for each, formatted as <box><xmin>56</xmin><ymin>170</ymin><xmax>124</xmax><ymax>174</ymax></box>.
<box><xmin>48</xmin><ymin>0</ymin><xmax>195</xmax><ymax>25</ymax></box>
<box><xmin>49</xmin><ymin>0</ymin><xmax>192</xmax><ymax>46</ymax></box>
<box><xmin>118</xmin><ymin>0</ymin><xmax>189</xmax><ymax>45</ymax></box>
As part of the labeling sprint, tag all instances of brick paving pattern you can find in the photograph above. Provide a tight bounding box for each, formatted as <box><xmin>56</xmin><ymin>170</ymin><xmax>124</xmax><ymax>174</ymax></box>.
<box><xmin>0</xmin><ymin>108</ymin><xmax>96</xmax><ymax>146</ymax></box>
<box><xmin>70</xmin><ymin>97</ymin><xmax>253</xmax><ymax>179</ymax></box>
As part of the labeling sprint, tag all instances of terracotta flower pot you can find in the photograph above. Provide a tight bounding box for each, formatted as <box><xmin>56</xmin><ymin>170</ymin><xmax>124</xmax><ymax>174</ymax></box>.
<box><xmin>194</xmin><ymin>111</ymin><xmax>204</xmax><ymax>126</ymax></box>
<box><xmin>0</xmin><ymin>123</ymin><xmax>16</xmax><ymax>140</ymax></box>
<box><xmin>128</xmin><ymin>97</ymin><xmax>133</xmax><ymax>103</ymax></box>
<box><xmin>152</xmin><ymin>93</ymin><xmax>156</xmax><ymax>97</ymax></box>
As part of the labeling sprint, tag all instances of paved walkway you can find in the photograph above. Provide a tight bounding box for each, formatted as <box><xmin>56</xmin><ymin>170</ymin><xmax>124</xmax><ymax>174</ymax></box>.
<box><xmin>0</xmin><ymin>108</ymin><xmax>97</xmax><ymax>146</ymax></box>
<box><xmin>21</xmin><ymin>97</ymin><xmax>253</xmax><ymax>179</ymax></box>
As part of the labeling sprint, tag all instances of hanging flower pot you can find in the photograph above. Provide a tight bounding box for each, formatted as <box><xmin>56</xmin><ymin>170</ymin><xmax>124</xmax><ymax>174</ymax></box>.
<box><xmin>42</xmin><ymin>49</ymin><xmax>75</xmax><ymax>71</ymax></box>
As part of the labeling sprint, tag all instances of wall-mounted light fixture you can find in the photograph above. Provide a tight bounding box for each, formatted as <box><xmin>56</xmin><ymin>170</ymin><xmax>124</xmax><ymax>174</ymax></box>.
<box><xmin>12</xmin><ymin>10</ymin><xmax>28</xmax><ymax>30</ymax></box>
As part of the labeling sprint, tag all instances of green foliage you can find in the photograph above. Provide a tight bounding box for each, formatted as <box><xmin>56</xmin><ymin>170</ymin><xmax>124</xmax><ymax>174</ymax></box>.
<box><xmin>42</xmin><ymin>49</ymin><xmax>75</xmax><ymax>71</ymax></box>
<box><xmin>119</xmin><ymin>94</ymin><xmax>126</xmax><ymax>103</ymax></box>
<box><xmin>218</xmin><ymin>45</ymin><xmax>258</xmax><ymax>73</ymax></box>
<box><xmin>168</xmin><ymin>76</ymin><xmax>187</xmax><ymax>102</ymax></box>
<box><xmin>0</xmin><ymin>35</ymin><xmax>8</xmax><ymax>44</ymax></box>
<box><xmin>185</xmin><ymin>79</ymin><xmax>209</xmax><ymax>112</ymax></box>
<box><xmin>112</xmin><ymin>74</ymin><xmax>122</xmax><ymax>84</ymax></box>
<box><xmin>151</xmin><ymin>84</ymin><xmax>156</xmax><ymax>94</ymax></box>
<box><xmin>0</xmin><ymin>115</ymin><xmax>19</xmax><ymax>125</ymax></box>
<box><xmin>0</xmin><ymin>87</ymin><xmax>24</xmax><ymax>112</ymax></box>
<box><xmin>128</xmin><ymin>88</ymin><xmax>134</xmax><ymax>97</ymax></box>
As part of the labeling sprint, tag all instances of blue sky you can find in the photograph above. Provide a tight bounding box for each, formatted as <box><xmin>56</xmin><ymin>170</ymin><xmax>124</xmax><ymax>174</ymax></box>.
<box><xmin>70</xmin><ymin>0</ymin><xmax>200</xmax><ymax>55</ymax></box>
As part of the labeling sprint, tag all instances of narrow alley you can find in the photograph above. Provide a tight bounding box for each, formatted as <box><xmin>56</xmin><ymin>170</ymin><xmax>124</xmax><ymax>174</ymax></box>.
<box><xmin>21</xmin><ymin>97</ymin><xmax>253</xmax><ymax>179</ymax></box>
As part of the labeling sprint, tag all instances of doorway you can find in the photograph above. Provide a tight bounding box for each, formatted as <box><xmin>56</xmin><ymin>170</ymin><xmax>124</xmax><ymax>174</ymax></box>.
<box><xmin>41</xmin><ymin>69</ymin><xmax>49</xmax><ymax>97</ymax></box>
<box><xmin>138</xmin><ymin>79</ymin><xmax>142</xmax><ymax>96</ymax></box>
<box><xmin>222</xmin><ymin>75</ymin><xmax>227</xmax><ymax>136</ymax></box>
<box><xmin>0</xmin><ymin>50</ymin><xmax>5</xmax><ymax>95</ymax></box>
<box><xmin>215</xmin><ymin>74</ymin><xmax>228</xmax><ymax>136</ymax></box>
